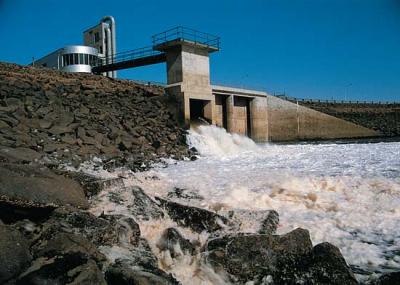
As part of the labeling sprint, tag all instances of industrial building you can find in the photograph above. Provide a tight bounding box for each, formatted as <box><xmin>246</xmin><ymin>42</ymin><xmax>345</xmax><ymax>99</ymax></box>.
<box><xmin>34</xmin><ymin>16</ymin><xmax>117</xmax><ymax>78</ymax></box>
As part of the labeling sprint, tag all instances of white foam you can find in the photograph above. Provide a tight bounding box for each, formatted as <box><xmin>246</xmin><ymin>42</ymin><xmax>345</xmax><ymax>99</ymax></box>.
<box><xmin>87</xmin><ymin>125</ymin><xmax>400</xmax><ymax>283</ymax></box>
<box><xmin>132</xmin><ymin>126</ymin><xmax>400</xmax><ymax>279</ymax></box>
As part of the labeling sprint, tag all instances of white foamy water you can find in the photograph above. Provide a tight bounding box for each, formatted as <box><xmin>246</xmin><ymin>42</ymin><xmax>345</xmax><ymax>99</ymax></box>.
<box><xmin>87</xmin><ymin>125</ymin><xmax>400</xmax><ymax>283</ymax></box>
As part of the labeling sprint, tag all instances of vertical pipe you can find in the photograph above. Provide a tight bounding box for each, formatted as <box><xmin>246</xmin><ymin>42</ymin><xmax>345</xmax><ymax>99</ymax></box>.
<box><xmin>105</xmin><ymin>27</ymin><xmax>112</xmax><ymax>78</ymax></box>
<box><xmin>101</xmin><ymin>16</ymin><xmax>117</xmax><ymax>78</ymax></box>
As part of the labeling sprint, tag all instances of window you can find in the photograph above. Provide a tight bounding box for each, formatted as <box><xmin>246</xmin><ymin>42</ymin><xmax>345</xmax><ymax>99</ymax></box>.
<box><xmin>73</xmin><ymin>54</ymin><xmax>78</xmax><ymax>64</ymax></box>
<box><xmin>99</xmin><ymin>46</ymin><xmax>103</xmax><ymax>54</ymax></box>
<box><xmin>79</xmin><ymin>54</ymin><xmax>84</xmax><ymax>65</ymax></box>
<box><xmin>84</xmin><ymin>54</ymin><xmax>89</xmax><ymax>65</ymax></box>
<box><xmin>94</xmin><ymin>32</ymin><xmax>100</xmax><ymax>43</ymax></box>
<box><xmin>68</xmin><ymin>54</ymin><xmax>73</xmax><ymax>65</ymax></box>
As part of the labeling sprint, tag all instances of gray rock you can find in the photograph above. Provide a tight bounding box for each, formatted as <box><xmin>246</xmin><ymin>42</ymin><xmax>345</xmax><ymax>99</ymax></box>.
<box><xmin>205</xmin><ymin>229</ymin><xmax>357</xmax><ymax>284</ymax></box>
<box><xmin>0</xmin><ymin>163</ymin><xmax>88</xmax><ymax>212</ymax></box>
<box><xmin>105</xmin><ymin>260</ymin><xmax>180</xmax><ymax>285</ymax></box>
<box><xmin>157</xmin><ymin>227</ymin><xmax>195</xmax><ymax>258</ymax></box>
<box><xmin>129</xmin><ymin>186</ymin><xmax>164</xmax><ymax>220</ymax></box>
<box><xmin>226</xmin><ymin>209</ymin><xmax>279</xmax><ymax>235</ymax></box>
<box><xmin>0</xmin><ymin>224</ymin><xmax>32</xmax><ymax>283</ymax></box>
<box><xmin>0</xmin><ymin>147</ymin><xmax>41</xmax><ymax>163</ymax></box>
<box><xmin>156</xmin><ymin>197</ymin><xmax>229</xmax><ymax>233</ymax></box>
<box><xmin>371</xmin><ymin>271</ymin><xmax>400</xmax><ymax>285</ymax></box>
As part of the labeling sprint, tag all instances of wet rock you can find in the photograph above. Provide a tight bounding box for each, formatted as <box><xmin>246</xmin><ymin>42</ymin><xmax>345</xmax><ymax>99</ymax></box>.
<box><xmin>0</xmin><ymin>147</ymin><xmax>42</xmax><ymax>163</ymax></box>
<box><xmin>305</xmin><ymin>242</ymin><xmax>358</xmax><ymax>285</ymax></box>
<box><xmin>155</xmin><ymin>197</ymin><xmax>229</xmax><ymax>233</ymax></box>
<box><xmin>0</xmin><ymin>164</ymin><xmax>88</xmax><ymax>216</ymax></box>
<box><xmin>56</xmin><ymin>170</ymin><xmax>124</xmax><ymax>197</ymax></box>
<box><xmin>226</xmin><ymin>209</ymin><xmax>279</xmax><ymax>234</ymax></box>
<box><xmin>33</xmin><ymin>232</ymin><xmax>106</xmax><ymax>263</ymax></box>
<box><xmin>205</xmin><ymin>229</ymin><xmax>357</xmax><ymax>284</ymax></box>
<box><xmin>0</xmin><ymin>224</ymin><xmax>32</xmax><ymax>283</ymax></box>
<box><xmin>105</xmin><ymin>260</ymin><xmax>181</xmax><ymax>285</ymax></box>
<box><xmin>157</xmin><ymin>227</ymin><xmax>195</xmax><ymax>258</ymax></box>
<box><xmin>166</xmin><ymin>187</ymin><xmax>204</xmax><ymax>202</ymax></box>
<box><xmin>129</xmin><ymin>186</ymin><xmax>164</xmax><ymax>220</ymax></box>
<box><xmin>41</xmin><ymin>209</ymin><xmax>141</xmax><ymax>248</ymax></box>
<box><xmin>371</xmin><ymin>271</ymin><xmax>400</xmax><ymax>285</ymax></box>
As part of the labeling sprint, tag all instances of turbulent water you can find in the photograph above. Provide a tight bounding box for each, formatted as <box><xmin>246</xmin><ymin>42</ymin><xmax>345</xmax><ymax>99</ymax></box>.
<box><xmin>86</xmin><ymin>125</ymin><xmax>400</xmax><ymax>284</ymax></box>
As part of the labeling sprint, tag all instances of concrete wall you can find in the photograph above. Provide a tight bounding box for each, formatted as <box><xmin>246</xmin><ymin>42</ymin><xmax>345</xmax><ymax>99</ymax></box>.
<box><xmin>265</xmin><ymin>95</ymin><xmax>380</xmax><ymax>141</ymax></box>
<box><xmin>250</xmin><ymin>97</ymin><xmax>269</xmax><ymax>142</ymax></box>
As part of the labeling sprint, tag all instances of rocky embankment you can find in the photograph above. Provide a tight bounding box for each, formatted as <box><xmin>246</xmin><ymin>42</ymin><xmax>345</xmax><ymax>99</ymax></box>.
<box><xmin>0</xmin><ymin>62</ymin><xmax>396</xmax><ymax>284</ymax></box>
<box><xmin>0</xmin><ymin>62</ymin><xmax>190</xmax><ymax>170</ymax></box>
<box><xmin>297</xmin><ymin>101</ymin><xmax>400</xmax><ymax>137</ymax></box>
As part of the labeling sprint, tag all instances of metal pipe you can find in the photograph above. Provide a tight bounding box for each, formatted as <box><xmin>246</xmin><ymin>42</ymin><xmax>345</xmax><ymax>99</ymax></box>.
<box><xmin>101</xmin><ymin>16</ymin><xmax>116</xmax><ymax>78</ymax></box>
<box><xmin>105</xmin><ymin>26</ymin><xmax>113</xmax><ymax>78</ymax></box>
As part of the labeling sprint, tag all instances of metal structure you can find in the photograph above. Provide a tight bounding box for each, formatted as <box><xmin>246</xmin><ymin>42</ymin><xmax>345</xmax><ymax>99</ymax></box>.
<box><xmin>34</xmin><ymin>45</ymin><xmax>98</xmax><ymax>73</ymax></box>
<box><xmin>83</xmin><ymin>16</ymin><xmax>117</xmax><ymax>78</ymax></box>
<box><xmin>92</xmin><ymin>26</ymin><xmax>220</xmax><ymax>74</ymax></box>
<box><xmin>152</xmin><ymin>26</ymin><xmax>220</xmax><ymax>51</ymax></box>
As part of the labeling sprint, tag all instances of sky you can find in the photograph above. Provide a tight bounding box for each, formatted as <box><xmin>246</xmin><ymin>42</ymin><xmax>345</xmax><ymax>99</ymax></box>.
<box><xmin>0</xmin><ymin>0</ymin><xmax>399</xmax><ymax>101</ymax></box>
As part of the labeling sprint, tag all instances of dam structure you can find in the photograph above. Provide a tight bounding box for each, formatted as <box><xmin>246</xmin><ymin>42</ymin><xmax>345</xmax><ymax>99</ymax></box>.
<box><xmin>35</xmin><ymin>19</ymin><xmax>381</xmax><ymax>142</ymax></box>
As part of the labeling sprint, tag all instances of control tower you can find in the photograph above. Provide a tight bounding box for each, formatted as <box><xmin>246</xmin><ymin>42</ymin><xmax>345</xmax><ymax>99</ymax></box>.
<box><xmin>152</xmin><ymin>27</ymin><xmax>220</xmax><ymax>128</ymax></box>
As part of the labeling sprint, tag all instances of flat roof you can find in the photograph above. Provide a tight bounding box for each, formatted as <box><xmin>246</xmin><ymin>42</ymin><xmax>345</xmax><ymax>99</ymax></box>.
<box><xmin>211</xmin><ymin>85</ymin><xmax>268</xmax><ymax>97</ymax></box>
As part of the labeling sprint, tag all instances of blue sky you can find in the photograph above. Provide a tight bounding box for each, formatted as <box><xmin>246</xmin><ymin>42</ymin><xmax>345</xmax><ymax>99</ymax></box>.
<box><xmin>1</xmin><ymin>0</ymin><xmax>399</xmax><ymax>101</ymax></box>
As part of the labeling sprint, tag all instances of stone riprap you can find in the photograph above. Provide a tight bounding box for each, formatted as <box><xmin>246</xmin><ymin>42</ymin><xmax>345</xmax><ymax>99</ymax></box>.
<box><xmin>298</xmin><ymin>101</ymin><xmax>400</xmax><ymax>137</ymax></box>
<box><xmin>0</xmin><ymin>62</ymin><xmax>190</xmax><ymax>170</ymax></box>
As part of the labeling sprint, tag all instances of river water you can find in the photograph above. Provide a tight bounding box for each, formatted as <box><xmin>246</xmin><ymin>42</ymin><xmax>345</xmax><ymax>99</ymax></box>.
<box><xmin>87</xmin><ymin>125</ymin><xmax>400</xmax><ymax>284</ymax></box>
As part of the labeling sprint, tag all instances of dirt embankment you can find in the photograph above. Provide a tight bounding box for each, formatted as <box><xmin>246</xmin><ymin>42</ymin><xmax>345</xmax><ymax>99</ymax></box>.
<box><xmin>0</xmin><ymin>62</ymin><xmax>191</xmax><ymax>170</ymax></box>
<box><xmin>298</xmin><ymin>101</ymin><xmax>400</xmax><ymax>137</ymax></box>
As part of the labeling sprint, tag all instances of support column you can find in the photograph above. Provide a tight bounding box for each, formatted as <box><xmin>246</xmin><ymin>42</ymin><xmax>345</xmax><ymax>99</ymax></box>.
<box><xmin>226</xmin><ymin>95</ymin><xmax>235</xmax><ymax>133</ymax></box>
<box><xmin>250</xmin><ymin>97</ymin><xmax>269</xmax><ymax>142</ymax></box>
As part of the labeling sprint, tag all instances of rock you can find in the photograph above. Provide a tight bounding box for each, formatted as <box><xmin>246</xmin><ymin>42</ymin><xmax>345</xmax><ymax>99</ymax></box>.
<box><xmin>38</xmin><ymin>120</ymin><xmax>52</xmax><ymax>129</ymax></box>
<box><xmin>305</xmin><ymin>242</ymin><xmax>358</xmax><ymax>285</ymax></box>
<box><xmin>372</xmin><ymin>271</ymin><xmax>400</xmax><ymax>285</ymax></box>
<box><xmin>226</xmin><ymin>209</ymin><xmax>279</xmax><ymax>234</ymax></box>
<box><xmin>40</xmin><ymin>209</ymin><xmax>141</xmax><ymax>248</ymax></box>
<box><xmin>157</xmin><ymin>227</ymin><xmax>195</xmax><ymax>258</ymax></box>
<box><xmin>0</xmin><ymin>147</ymin><xmax>42</xmax><ymax>163</ymax></box>
<box><xmin>205</xmin><ymin>229</ymin><xmax>357</xmax><ymax>284</ymax></box>
<box><xmin>61</xmin><ymin>259</ymin><xmax>107</xmax><ymax>285</ymax></box>
<box><xmin>155</xmin><ymin>197</ymin><xmax>229</xmax><ymax>233</ymax></box>
<box><xmin>33</xmin><ymin>232</ymin><xmax>106</xmax><ymax>264</ymax></box>
<box><xmin>56</xmin><ymin>170</ymin><xmax>124</xmax><ymax>197</ymax></box>
<box><xmin>129</xmin><ymin>186</ymin><xmax>164</xmax><ymax>220</ymax></box>
<box><xmin>0</xmin><ymin>224</ymin><xmax>32</xmax><ymax>283</ymax></box>
<box><xmin>105</xmin><ymin>260</ymin><xmax>180</xmax><ymax>285</ymax></box>
<box><xmin>166</xmin><ymin>187</ymin><xmax>204</xmax><ymax>202</ymax></box>
<box><xmin>0</xmin><ymin>164</ymin><xmax>88</xmax><ymax>216</ymax></box>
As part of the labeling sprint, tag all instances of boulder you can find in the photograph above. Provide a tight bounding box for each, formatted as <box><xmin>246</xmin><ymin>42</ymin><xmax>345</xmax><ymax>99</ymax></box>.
<box><xmin>105</xmin><ymin>260</ymin><xmax>180</xmax><ymax>285</ymax></box>
<box><xmin>372</xmin><ymin>271</ymin><xmax>400</xmax><ymax>285</ymax></box>
<box><xmin>156</xmin><ymin>197</ymin><xmax>229</xmax><ymax>233</ymax></box>
<box><xmin>0</xmin><ymin>164</ymin><xmax>88</xmax><ymax>215</ymax></box>
<box><xmin>129</xmin><ymin>186</ymin><xmax>164</xmax><ymax>220</ymax></box>
<box><xmin>0</xmin><ymin>224</ymin><xmax>32</xmax><ymax>283</ymax></box>
<box><xmin>226</xmin><ymin>208</ymin><xmax>279</xmax><ymax>234</ymax></box>
<box><xmin>39</xmin><ymin>209</ymin><xmax>141</xmax><ymax>248</ymax></box>
<box><xmin>14</xmin><ymin>232</ymin><xmax>107</xmax><ymax>285</ymax></box>
<box><xmin>204</xmin><ymin>229</ymin><xmax>357</xmax><ymax>284</ymax></box>
<box><xmin>0</xmin><ymin>147</ymin><xmax>42</xmax><ymax>163</ymax></box>
<box><xmin>157</xmin><ymin>227</ymin><xmax>195</xmax><ymax>258</ymax></box>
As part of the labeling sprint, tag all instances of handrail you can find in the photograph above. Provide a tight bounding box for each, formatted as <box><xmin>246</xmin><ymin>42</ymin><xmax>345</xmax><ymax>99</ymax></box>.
<box><xmin>277</xmin><ymin>95</ymin><xmax>399</xmax><ymax>105</ymax></box>
<box><xmin>151</xmin><ymin>26</ymin><xmax>220</xmax><ymax>50</ymax></box>
<box><xmin>93</xmin><ymin>46</ymin><xmax>163</xmax><ymax>67</ymax></box>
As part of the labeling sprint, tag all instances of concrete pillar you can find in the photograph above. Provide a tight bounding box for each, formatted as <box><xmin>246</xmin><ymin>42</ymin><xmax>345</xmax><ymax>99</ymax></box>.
<box><xmin>250</xmin><ymin>97</ymin><xmax>269</xmax><ymax>142</ymax></box>
<box><xmin>226</xmin><ymin>95</ymin><xmax>235</xmax><ymax>133</ymax></box>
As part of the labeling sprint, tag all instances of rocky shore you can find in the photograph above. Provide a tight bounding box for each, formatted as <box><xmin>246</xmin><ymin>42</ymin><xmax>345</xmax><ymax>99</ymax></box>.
<box><xmin>0</xmin><ymin>63</ymin><xmax>397</xmax><ymax>284</ymax></box>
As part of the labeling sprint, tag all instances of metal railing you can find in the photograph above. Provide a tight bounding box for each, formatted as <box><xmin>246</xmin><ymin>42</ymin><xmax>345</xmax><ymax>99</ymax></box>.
<box><xmin>279</xmin><ymin>96</ymin><xmax>399</xmax><ymax>105</ymax></box>
<box><xmin>152</xmin><ymin>26</ymin><xmax>220</xmax><ymax>50</ymax></box>
<box><xmin>93</xmin><ymin>46</ymin><xmax>164</xmax><ymax>67</ymax></box>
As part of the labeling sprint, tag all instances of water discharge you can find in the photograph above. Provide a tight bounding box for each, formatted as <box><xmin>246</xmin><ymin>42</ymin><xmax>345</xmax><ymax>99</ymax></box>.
<box><xmin>88</xmin><ymin>125</ymin><xmax>400</xmax><ymax>283</ymax></box>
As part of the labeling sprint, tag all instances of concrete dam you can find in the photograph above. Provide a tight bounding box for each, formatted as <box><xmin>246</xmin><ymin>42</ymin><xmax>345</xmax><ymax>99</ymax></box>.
<box><xmin>34</xmin><ymin>20</ymin><xmax>389</xmax><ymax>142</ymax></box>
